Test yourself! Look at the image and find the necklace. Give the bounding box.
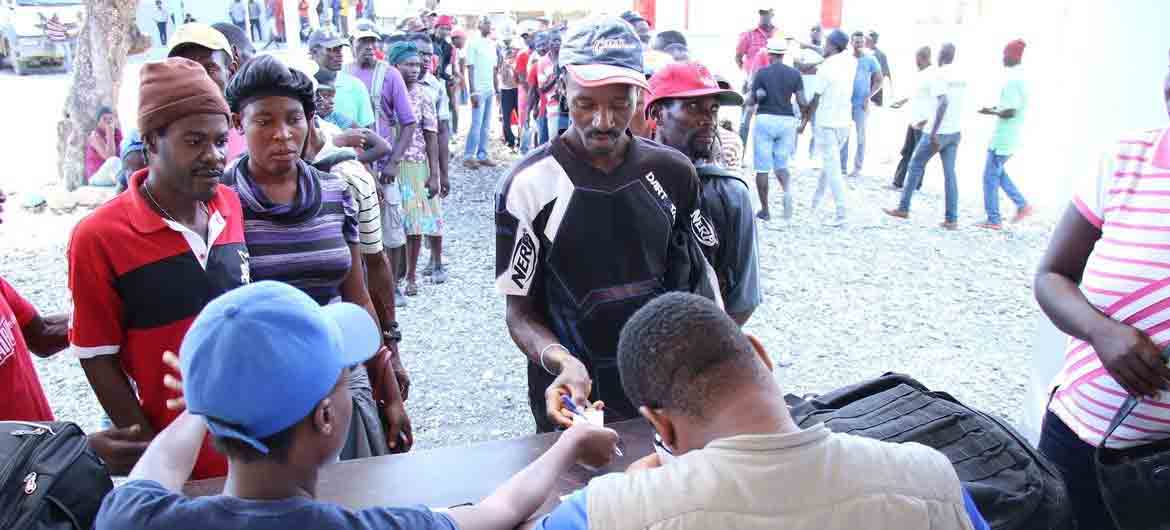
[143,181,205,226]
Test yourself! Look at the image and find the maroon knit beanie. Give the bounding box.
[137,57,230,135]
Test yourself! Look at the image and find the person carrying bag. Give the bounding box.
[1095,347,1170,530]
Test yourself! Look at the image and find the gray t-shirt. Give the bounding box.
[96,480,458,530]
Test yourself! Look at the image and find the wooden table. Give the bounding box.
[184,419,654,512]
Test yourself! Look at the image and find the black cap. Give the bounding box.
[559,16,648,90]
[308,28,347,49]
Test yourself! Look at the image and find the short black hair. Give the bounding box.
[851,30,865,38]
[407,32,431,45]
[212,423,297,463]
[212,22,254,56]
[618,292,766,418]
[654,30,686,49]
[867,30,880,42]
[226,54,316,116]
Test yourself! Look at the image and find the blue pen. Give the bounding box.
[561,395,624,457]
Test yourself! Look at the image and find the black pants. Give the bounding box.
[157,22,167,46]
[892,126,923,189]
[500,88,519,148]
[250,18,262,41]
[1039,411,1117,530]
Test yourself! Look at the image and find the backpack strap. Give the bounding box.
[370,61,388,127]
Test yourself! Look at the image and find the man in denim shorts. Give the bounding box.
[748,37,806,220]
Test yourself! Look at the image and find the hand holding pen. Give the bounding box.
[561,395,623,457]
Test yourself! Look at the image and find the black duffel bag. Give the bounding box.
[787,373,1073,530]
[0,421,113,530]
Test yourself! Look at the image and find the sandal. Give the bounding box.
[405,282,419,296]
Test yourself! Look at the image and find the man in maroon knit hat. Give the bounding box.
[69,57,250,479]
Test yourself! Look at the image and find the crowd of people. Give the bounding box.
[3,6,1170,530]
[729,8,1035,228]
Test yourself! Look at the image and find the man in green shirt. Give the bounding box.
[976,39,1033,229]
[309,28,375,129]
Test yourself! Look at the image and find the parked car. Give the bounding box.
[0,0,83,75]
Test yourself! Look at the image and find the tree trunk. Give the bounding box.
[57,0,139,190]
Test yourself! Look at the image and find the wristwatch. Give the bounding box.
[383,321,402,344]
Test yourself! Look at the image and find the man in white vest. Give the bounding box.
[527,292,990,530]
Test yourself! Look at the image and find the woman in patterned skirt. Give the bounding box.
[388,42,444,297]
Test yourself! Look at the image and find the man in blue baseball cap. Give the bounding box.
[497,16,721,433]
[94,280,620,530]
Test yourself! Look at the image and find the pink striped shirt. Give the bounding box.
[1052,127,1170,448]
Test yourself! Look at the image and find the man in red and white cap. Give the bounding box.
[974,38,1032,229]
[431,15,460,131]
[496,16,720,433]
[647,62,761,325]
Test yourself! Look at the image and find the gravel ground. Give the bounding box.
[0,125,1056,451]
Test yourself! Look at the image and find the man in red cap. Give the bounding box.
[69,57,250,479]
[496,16,718,433]
[975,38,1032,229]
[432,15,460,131]
[733,7,776,143]
[647,62,761,325]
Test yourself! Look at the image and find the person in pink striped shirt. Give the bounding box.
[1033,49,1170,530]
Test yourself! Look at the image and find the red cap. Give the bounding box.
[645,62,744,117]
[435,15,454,27]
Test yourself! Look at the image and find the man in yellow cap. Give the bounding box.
[168,23,246,162]
[168,23,237,92]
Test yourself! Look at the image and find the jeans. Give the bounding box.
[892,126,923,189]
[840,104,868,174]
[752,114,798,172]
[899,132,961,222]
[500,88,519,148]
[1039,411,1118,530]
[812,126,848,219]
[463,90,494,160]
[519,119,532,153]
[738,105,754,144]
[59,40,73,72]
[981,149,1028,224]
[547,112,562,142]
[536,115,549,146]
[157,22,167,46]
[250,18,262,41]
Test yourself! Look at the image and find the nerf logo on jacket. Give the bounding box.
[511,229,537,289]
[643,172,676,221]
[691,210,718,247]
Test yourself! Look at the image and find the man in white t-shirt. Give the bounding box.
[885,43,965,230]
[463,17,500,168]
[806,30,855,226]
[889,46,933,190]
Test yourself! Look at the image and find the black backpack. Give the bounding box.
[787,373,1073,530]
[0,421,113,530]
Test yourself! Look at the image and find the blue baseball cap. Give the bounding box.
[180,281,381,454]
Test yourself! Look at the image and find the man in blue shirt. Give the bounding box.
[840,30,883,180]
[531,293,990,530]
[95,281,619,530]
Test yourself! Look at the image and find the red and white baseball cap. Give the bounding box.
[645,62,744,116]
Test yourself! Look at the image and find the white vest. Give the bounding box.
[586,424,974,530]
